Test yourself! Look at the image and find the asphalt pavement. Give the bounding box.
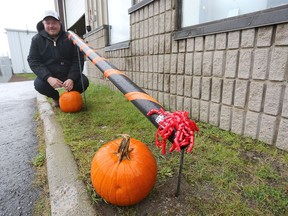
[0,81,38,216]
[0,81,96,216]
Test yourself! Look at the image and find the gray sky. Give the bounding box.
[0,0,55,57]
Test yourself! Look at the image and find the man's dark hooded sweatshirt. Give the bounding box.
[27,21,84,82]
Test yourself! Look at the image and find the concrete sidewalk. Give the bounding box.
[37,93,96,216]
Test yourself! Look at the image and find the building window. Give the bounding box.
[108,0,131,44]
[176,0,288,39]
[182,0,288,27]
[133,0,142,4]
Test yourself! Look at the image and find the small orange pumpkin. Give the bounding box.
[59,91,82,113]
[90,135,157,206]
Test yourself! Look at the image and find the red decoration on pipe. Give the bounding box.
[147,109,199,154]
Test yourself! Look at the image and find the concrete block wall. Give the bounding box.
[84,0,288,151]
[84,26,109,86]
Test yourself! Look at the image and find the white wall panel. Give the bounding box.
[65,0,85,29]
[6,29,37,73]
[0,57,13,82]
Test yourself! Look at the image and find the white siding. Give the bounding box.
[0,57,13,82]
[65,0,85,29]
[6,29,37,73]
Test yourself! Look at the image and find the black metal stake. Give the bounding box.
[175,148,185,197]
[76,46,88,111]
[74,29,88,111]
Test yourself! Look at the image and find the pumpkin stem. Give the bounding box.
[116,134,133,163]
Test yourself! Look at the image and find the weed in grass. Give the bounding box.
[158,166,174,179]
[33,153,45,167]
[256,164,280,181]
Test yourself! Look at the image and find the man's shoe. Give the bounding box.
[53,99,60,107]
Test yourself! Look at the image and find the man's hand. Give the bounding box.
[47,77,63,89]
[63,79,74,91]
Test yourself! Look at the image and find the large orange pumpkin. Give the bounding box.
[59,91,82,113]
[90,135,157,206]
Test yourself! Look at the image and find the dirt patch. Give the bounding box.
[240,150,266,163]
[92,175,196,215]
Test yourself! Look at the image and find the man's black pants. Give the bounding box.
[34,74,89,100]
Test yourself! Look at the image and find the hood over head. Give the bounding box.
[36,10,60,32]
